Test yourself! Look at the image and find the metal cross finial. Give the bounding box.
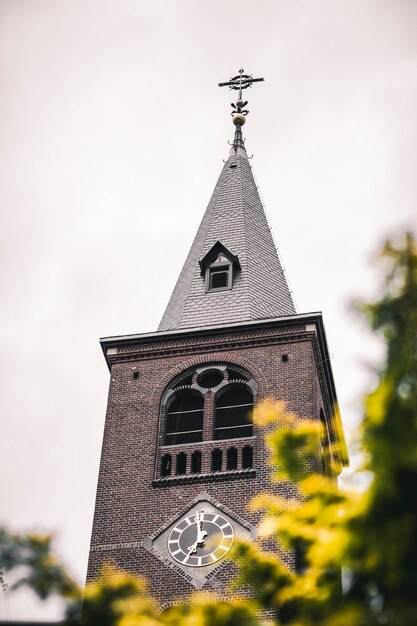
[218,68,264,101]
[218,68,264,129]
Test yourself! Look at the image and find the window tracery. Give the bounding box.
[156,363,257,480]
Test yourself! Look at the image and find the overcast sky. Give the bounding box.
[1,0,416,620]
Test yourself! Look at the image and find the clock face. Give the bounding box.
[168,509,234,567]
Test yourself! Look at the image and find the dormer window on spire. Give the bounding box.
[207,255,232,292]
[199,241,241,294]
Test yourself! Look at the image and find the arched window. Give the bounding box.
[165,391,204,445]
[214,386,253,440]
[157,364,257,479]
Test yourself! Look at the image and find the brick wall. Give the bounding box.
[86,321,334,606]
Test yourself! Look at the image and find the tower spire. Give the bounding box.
[218,68,264,152]
[158,68,296,332]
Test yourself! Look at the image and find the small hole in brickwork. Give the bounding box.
[229,163,237,169]
[282,354,289,362]
[132,371,139,379]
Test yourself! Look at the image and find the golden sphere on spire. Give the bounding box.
[232,113,246,126]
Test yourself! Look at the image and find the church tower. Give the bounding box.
[86,70,348,606]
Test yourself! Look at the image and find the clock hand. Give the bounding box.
[184,513,207,563]
[195,510,208,544]
[183,540,198,563]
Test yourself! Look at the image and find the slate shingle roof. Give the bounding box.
[158,142,296,331]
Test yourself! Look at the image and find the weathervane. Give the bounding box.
[218,68,264,127]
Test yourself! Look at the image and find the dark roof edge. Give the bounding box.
[100,312,321,350]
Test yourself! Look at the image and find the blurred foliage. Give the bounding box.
[1,232,416,625]
[233,232,417,626]
[65,564,257,626]
[0,528,79,603]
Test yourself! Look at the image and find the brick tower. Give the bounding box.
[86,70,348,606]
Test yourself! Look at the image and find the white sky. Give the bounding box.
[1,0,416,619]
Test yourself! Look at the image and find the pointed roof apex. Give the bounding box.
[158,68,296,332]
